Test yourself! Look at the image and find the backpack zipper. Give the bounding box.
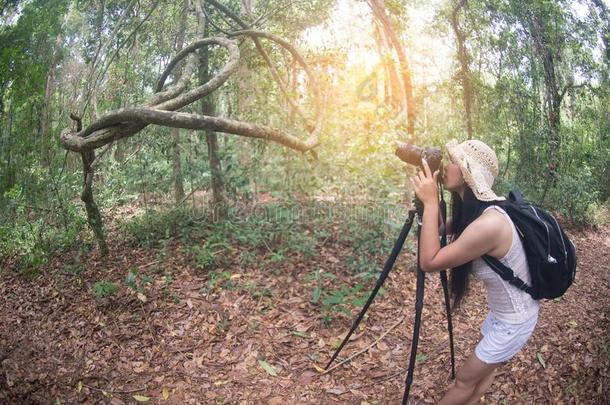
[530,205,557,263]
[550,214,568,258]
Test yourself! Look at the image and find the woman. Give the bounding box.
[411,139,539,405]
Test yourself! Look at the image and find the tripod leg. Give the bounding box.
[402,224,426,405]
[325,209,416,370]
[440,270,456,379]
[438,196,455,379]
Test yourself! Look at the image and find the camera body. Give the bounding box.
[395,141,443,174]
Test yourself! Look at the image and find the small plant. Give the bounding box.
[192,243,217,270]
[191,236,231,271]
[239,250,257,268]
[307,268,336,304]
[288,232,318,259]
[200,270,235,295]
[244,282,273,299]
[268,248,287,263]
[415,353,428,365]
[321,286,354,316]
[307,268,380,323]
[124,268,152,293]
[92,281,119,299]
[346,255,379,274]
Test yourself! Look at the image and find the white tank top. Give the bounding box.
[471,206,540,324]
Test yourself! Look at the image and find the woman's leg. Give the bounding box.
[463,369,496,405]
[437,352,500,405]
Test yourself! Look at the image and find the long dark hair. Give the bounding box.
[449,187,505,311]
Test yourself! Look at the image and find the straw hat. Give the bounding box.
[445,139,505,202]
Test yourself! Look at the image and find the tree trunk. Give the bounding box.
[372,24,390,104]
[3,105,15,190]
[373,22,401,108]
[40,66,55,167]
[171,128,185,202]
[450,0,473,139]
[41,33,63,167]
[592,0,610,78]
[172,0,189,203]
[69,113,108,255]
[528,12,562,173]
[196,0,226,210]
[368,0,416,135]
[82,149,108,255]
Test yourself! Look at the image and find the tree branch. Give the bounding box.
[62,107,319,153]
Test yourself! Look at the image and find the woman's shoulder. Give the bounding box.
[463,207,511,238]
[468,206,513,243]
[475,206,509,226]
[460,210,505,240]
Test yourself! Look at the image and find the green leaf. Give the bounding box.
[415,354,428,364]
[352,295,368,307]
[258,359,277,376]
[536,352,546,369]
[133,395,150,402]
[291,330,311,339]
[311,287,321,303]
[323,293,344,306]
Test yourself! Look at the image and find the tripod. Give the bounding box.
[325,188,456,405]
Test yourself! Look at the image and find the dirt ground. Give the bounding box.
[1,218,608,404]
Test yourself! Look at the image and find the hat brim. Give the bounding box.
[445,139,505,202]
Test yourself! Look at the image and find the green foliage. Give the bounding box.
[2,0,610,280]
[118,206,195,247]
[200,270,235,296]
[124,268,152,293]
[0,182,87,273]
[191,237,231,271]
[307,267,385,324]
[92,280,119,299]
[547,167,600,225]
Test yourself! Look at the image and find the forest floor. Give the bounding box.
[1,199,609,405]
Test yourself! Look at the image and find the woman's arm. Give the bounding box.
[420,214,502,272]
[412,160,501,273]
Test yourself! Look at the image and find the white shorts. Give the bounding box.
[475,311,539,364]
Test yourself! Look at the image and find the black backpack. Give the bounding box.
[482,189,577,300]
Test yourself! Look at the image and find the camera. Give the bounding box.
[395,141,443,174]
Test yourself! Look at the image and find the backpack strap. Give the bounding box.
[482,255,535,297]
[508,188,525,204]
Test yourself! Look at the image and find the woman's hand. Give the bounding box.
[411,158,439,206]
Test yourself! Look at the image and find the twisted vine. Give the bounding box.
[60,7,324,254]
